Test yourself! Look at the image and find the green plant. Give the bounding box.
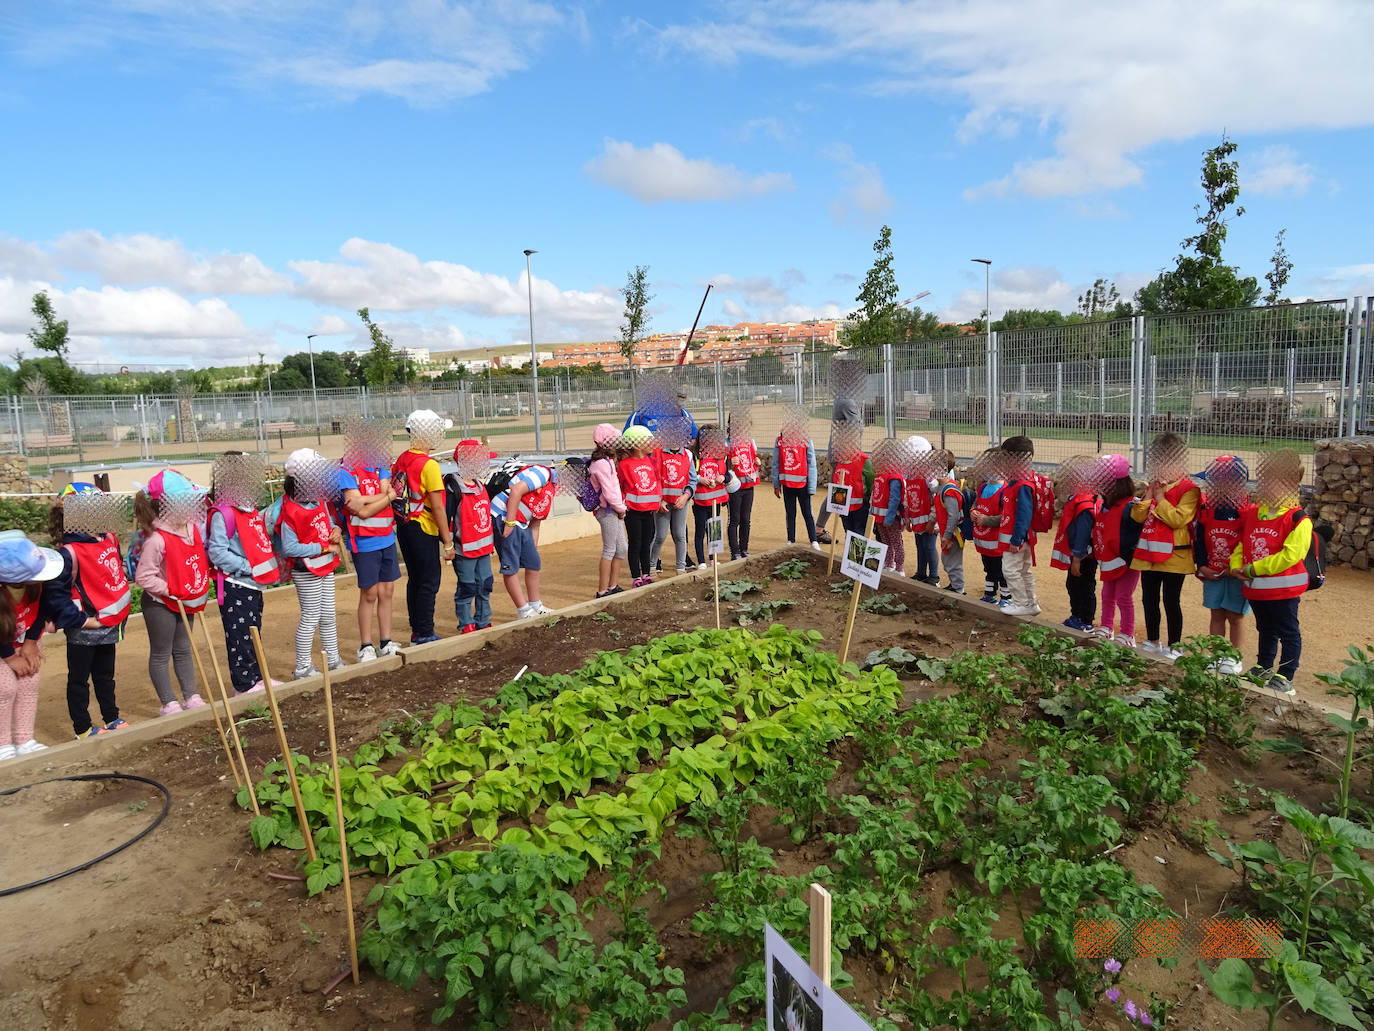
[707,578,767,602]
[858,592,908,615]
[1170,637,1256,749]
[830,580,851,594]
[755,727,839,843]
[128,799,149,814]
[734,599,793,625]
[861,647,945,679]
[591,611,614,623]
[772,558,808,580]
[678,789,759,874]
[299,921,320,944]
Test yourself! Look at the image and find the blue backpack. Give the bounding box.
[563,457,603,513]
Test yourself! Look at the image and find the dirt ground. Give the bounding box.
[26,491,1374,747]
[0,552,1349,1030]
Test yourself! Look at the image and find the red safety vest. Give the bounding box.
[998,479,1038,548]
[10,591,40,647]
[1093,499,1133,582]
[345,467,395,542]
[619,455,662,512]
[67,534,132,626]
[455,481,495,558]
[971,486,1005,556]
[279,497,340,577]
[1197,505,1249,572]
[870,473,899,525]
[831,453,867,513]
[656,449,692,499]
[695,457,727,506]
[160,525,210,614]
[1239,508,1309,601]
[213,507,280,586]
[1134,477,1197,564]
[729,441,759,488]
[391,449,435,522]
[936,482,964,537]
[777,442,807,488]
[904,476,934,532]
[1050,492,1101,570]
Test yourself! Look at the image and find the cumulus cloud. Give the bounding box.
[824,143,893,224]
[53,231,290,294]
[583,139,793,203]
[1249,145,1316,196]
[649,0,1374,197]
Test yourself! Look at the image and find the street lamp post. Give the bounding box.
[523,249,542,451]
[306,333,321,445]
[971,258,994,444]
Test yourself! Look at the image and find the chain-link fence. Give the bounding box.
[1,298,1369,483]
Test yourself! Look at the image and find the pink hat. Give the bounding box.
[592,423,620,448]
[1102,455,1130,479]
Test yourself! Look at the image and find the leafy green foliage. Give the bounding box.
[771,558,808,580]
[706,578,766,602]
[754,726,838,844]
[862,647,945,679]
[734,599,793,626]
[858,592,908,615]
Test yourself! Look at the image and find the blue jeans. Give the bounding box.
[452,553,493,629]
[914,532,939,582]
[1252,596,1302,681]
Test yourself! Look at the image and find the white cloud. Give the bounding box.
[0,235,56,280]
[584,139,794,204]
[52,231,290,294]
[937,266,1150,323]
[704,270,841,325]
[1304,263,1374,297]
[825,144,893,224]
[709,273,795,308]
[1249,145,1315,196]
[310,314,354,336]
[738,116,791,143]
[649,1,1374,197]
[0,277,247,339]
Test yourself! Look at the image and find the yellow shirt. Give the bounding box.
[1229,503,1313,577]
[1129,481,1200,574]
[403,450,445,537]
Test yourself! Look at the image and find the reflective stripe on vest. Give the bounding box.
[657,451,691,498]
[347,468,394,536]
[695,457,727,505]
[1135,478,1196,563]
[280,497,341,577]
[1249,570,1308,592]
[778,443,807,487]
[1240,508,1308,600]
[1099,555,1127,573]
[68,535,133,626]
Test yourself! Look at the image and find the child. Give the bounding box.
[588,424,629,598]
[337,451,401,661]
[45,484,131,738]
[1130,432,1200,660]
[208,452,284,694]
[869,441,906,575]
[0,531,74,759]
[970,449,1011,606]
[133,470,209,714]
[651,418,693,574]
[936,452,967,594]
[1049,458,1102,632]
[693,425,729,569]
[1092,458,1143,647]
[998,436,1041,616]
[272,449,345,679]
[447,440,497,632]
[726,413,759,560]
[830,438,870,536]
[773,428,819,549]
[1194,455,1251,676]
[490,462,556,618]
[392,410,457,645]
[906,438,941,586]
[618,425,662,587]
[1230,449,1311,695]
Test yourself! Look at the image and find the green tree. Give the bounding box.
[1264,228,1293,305]
[1076,279,1133,320]
[280,350,351,389]
[23,292,87,393]
[1135,136,1261,314]
[743,349,785,383]
[618,265,653,371]
[28,292,69,360]
[841,224,899,348]
[357,307,398,388]
[993,309,1069,331]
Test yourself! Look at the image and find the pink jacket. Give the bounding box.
[135,517,201,608]
[589,457,626,516]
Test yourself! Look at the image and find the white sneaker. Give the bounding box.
[1268,674,1298,697]
[526,601,552,616]
[1092,625,1115,640]
[1002,603,1041,617]
[893,570,906,577]
[357,644,378,662]
[1138,641,1166,657]
[15,739,46,755]
[379,641,402,657]
[294,666,321,680]
[1217,657,1243,676]
[326,657,347,672]
[811,541,822,551]
[1114,634,1137,648]
[517,604,539,620]
[697,563,708,571]
[1160,647,1183,662]
[0,744,15,761]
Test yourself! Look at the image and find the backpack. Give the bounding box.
[442,472,463,535]
[1303,513,1331,591]
[125,527,148,582]
[1028,472,1055,534]
[390,467,411,522]
[958,483,976,539]
[562,457,603,513]
[485,459,522,501]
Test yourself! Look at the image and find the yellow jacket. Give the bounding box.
[1129,481,1200,574]
[1229,503,1313,578]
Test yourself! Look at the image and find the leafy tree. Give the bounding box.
[280,350,351,389]
[339,350,365,387]
[357,307,399,388]
[994,309,1068,331]
[1076,279,1133,321]
[28,292,69,360]
[1264,228,1293,305]
[892,305,960,341]
[1135,136,1261,314]
[842,224,899,348]
[618,265,653,371]
[22,292,87,393]
[744,349,786,383]
[273,367,309,391]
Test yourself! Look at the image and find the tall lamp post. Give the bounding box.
[970,258,994,444]
[523,248,542,451]
[306,333,321,445]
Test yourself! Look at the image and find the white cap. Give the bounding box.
[406,409,453,434]
[285,448,323,476]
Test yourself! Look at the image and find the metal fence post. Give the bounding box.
[942,368,949,411]
[985,332,996,446]
[793,352,805,406]
[714,362,726,428]
[1054,363,1063,414]
[1098,358,1106,416]
[1211,352,1220,399]
[1148,355,1158,442]
[1285,348,1297,412]
[1129,317,1142,474]
[882,343,897,438]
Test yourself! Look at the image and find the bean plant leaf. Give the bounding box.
[707,579,768,602]
[735,600,794,626]
[1199,959,1275,1010]
[772,559,808,581]
[858,593,908,615]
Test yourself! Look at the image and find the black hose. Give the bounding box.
[0,772,172,897]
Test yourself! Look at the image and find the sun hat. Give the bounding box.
[453,439,498,461]
[284,448,324,477]
[1206,454,1249,481]
[622,425,654,448]
[592,423,620,448]
[405,409,454,434]
[59,482,102,499]
[0,530,65,583]
[146,469,204,499]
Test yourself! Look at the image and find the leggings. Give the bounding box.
[652,504,689,570]
[144,599,199,706]
[595,508,628,560]
[728,487,755,558]
[1140,569,1186,645]
[221,580,266,692]
[67,640,119,735]
[0,660,39,747]
[292,572,341,675]
[1100,570,1140,638]
[873,520,904,570]
[693,505,716,566]
[625,509,656,578]
[782,486,818,544]
[1065,556,1099,625]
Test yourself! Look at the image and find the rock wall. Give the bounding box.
[1314,439,1374,570]
[0,454,54,495]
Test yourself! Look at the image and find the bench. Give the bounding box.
[264,421,298,434]
[23,433,75,450]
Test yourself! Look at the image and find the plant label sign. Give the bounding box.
[825,482,852,516]
[840,531,886,590]
[707,515,725,556]
[765,924,873,1031]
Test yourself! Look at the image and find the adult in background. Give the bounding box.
[392,409,457,646]
[490,461,556,620]
[623,388,699,442]
[812,396,861,546]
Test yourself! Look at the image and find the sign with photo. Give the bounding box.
[840,531,886,589]
[706,514,725,556]
[825,482,852,516]
[765,924,873,1031]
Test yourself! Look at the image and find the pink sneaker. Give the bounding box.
[159,701,183,717]
[183,694,207,709]
[242,681,266,695]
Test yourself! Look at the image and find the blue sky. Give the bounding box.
[2,0,1372,368]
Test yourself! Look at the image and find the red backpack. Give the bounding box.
[1028,473,1055,535]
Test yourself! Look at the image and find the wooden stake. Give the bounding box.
[174,600,242,793]
[250,625,317,862]
[809,882,832,986]
[192,603,260,815]
[713,502,721,630]
[838,577,863,666]
[321,655,360,986]
[826,524,840,574]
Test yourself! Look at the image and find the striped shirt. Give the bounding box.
[490,465,553,521]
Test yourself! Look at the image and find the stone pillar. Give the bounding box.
[1314,439,1374,570]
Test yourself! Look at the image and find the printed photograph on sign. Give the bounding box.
[707,515,725,555]
[826,482,851,516]
[841,532,887,589]
[772,957,822,1031]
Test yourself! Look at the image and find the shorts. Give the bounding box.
[1202,576,1251,616]
[352,543,401,590]
[495,518,541,575]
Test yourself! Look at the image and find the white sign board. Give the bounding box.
[825,482,852,516]
[765,924,874,1031]
[706,514,725,556]
[839,531,886,590]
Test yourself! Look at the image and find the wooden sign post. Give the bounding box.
[250,626,317,863]
[809,882,832,986]
[321,655,360,986]
[837,515,878,667]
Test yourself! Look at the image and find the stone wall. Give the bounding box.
[1313,438,1374,570]
[0,454,54,495]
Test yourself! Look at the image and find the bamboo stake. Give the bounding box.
[192,603,259,815]
[174,599,243,792]
[250,625,317,862]
[321,655,360,986]
[809,883,832,986]
[712,502,721,630]
[838,576,863,666]
[826,523,840,575]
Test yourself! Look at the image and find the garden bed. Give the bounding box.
[0,551,1369,1031]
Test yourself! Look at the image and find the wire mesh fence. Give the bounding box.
[1,299,1368,484]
